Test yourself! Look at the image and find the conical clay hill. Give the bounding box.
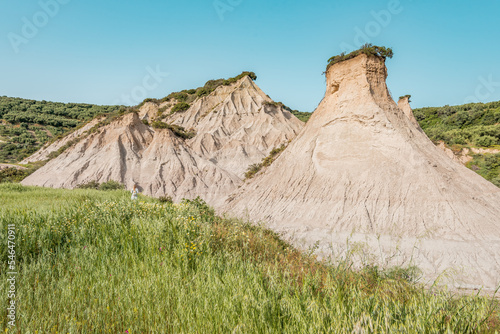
[22,75,304,206]
[222,53,500,290]
[164,75,303,178]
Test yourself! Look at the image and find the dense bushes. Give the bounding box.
[0,161,45,183]
[263,101,285,108]
[0,96,119,126]
[171,102,191,113]
[467,153,500,187]
[475,135,497,147]
[0,168,30,183]
[158,195,173,204]
[290,110,311,122]
[423,125,500,147]
[162,92,189,103]
[99,180,125,191]
[326,44,393,70]
[196,88,210,98]
[414,100,500,186]
[136,98,161,108]
[414,101,500,147]
[0,123,62,162]
[222,71,257,85]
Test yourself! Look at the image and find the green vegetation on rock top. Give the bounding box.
[137,71,258,108]
[399,94,412,102]
[326,44,394,71]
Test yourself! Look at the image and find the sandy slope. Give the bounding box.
[222,54,500,290]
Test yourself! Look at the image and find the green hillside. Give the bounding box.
[0,97,121,163]
[413,101,500,147]
[1,184,498,332]
[413,101,500,187]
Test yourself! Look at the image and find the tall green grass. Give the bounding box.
[1,184,499,333]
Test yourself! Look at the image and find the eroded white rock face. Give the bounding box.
[21,76,304,207]
[166,76,304,178]
[223,54,500,290]
[398,96,421,129]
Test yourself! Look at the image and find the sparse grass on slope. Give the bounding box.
[1,184,499,333]
[245,143,288,179]
[263,101,311,123]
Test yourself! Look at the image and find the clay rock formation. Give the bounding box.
[135,76,303,178]
[22,76,304,205]
[223,54,500,290]
[398,95,421,129]
[166,76,303,177]
[24,113,240,206]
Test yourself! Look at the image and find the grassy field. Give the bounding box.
[1,184,499,333]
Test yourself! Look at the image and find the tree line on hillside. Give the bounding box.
[413,101,500,147]
[413,101,500,187]
[0,97,121,163]
[0,97,119,126]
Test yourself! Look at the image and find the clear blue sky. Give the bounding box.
[1,0,500,112]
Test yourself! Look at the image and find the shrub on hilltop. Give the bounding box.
[399,94,412,102]
[326,44,394,71]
